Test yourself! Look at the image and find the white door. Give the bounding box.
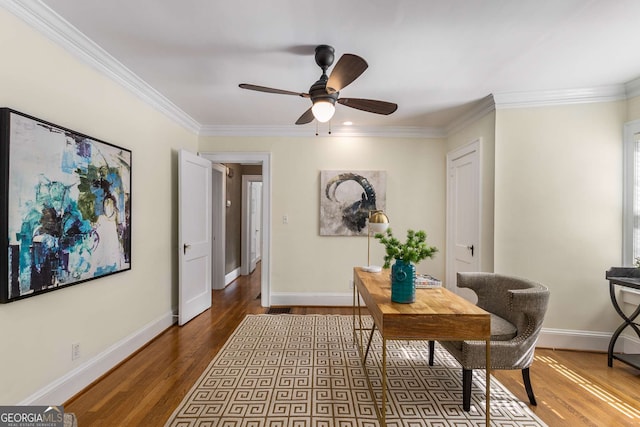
[249,181,263,271]
[241,175,263,275]
[211,163,226,290]
[446,139,481,302]
[178,150,212,325]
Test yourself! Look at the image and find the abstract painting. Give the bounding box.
[320,170,386,236]
[0,109,132,303]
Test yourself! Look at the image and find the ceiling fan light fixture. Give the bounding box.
[312,99,336,123]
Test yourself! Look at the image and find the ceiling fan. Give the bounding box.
[239,45,398,125]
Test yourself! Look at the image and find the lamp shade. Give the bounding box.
[362,210,390,273]
[311,99,336,123]
[369,211,389,234]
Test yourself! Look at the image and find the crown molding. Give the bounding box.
[199,124,446,139]
[492,85,627,109]
[1,0,201,134]
[444,95,496,136]
[625,76,640,99]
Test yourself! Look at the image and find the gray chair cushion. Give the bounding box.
[491,313,517,341]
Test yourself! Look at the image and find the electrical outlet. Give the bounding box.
[72,343,80,360]
[282,215,289,224]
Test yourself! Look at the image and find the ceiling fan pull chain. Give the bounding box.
[328,120,332,135]
[315,120,319,136]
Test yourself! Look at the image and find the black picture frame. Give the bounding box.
[0,108,132,303]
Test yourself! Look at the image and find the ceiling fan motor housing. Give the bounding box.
[309,75,338,105]
[315,45,335,71]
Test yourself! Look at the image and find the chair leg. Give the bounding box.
[462,369,472,411]
[522,367,537,406]
[428,340,434,366]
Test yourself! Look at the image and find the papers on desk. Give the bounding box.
[415,274,442,288]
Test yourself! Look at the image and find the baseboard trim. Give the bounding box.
[271,292,354,307]
[19,311,176,405]
[537,327,640,353]
[537,327,612,352]
[225,268,241,286]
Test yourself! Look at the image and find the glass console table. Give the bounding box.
[605,267,640,369]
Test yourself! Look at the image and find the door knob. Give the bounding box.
[183,243,191,254]
[467,245,474,256]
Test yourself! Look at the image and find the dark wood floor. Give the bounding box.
[65,265,640,426]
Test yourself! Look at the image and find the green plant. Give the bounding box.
[374,228,438,269]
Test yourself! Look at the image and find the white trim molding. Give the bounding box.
[445,95,496,136]
[270,292,354,307]
[625,76,640,99]
[225,267,241,286]
[493,85,627,109]
[18,311,175,405]
[198,124,446,139]
[536,327,640,354]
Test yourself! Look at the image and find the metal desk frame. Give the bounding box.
[606,267,640,370]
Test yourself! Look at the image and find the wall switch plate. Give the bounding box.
[72,343,80,360]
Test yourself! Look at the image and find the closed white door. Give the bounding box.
[178,150,212,325]
[446,139,481,302]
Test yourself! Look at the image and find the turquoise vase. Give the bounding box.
[391,259,416,303]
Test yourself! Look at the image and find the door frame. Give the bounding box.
[211,163,226,290]
[200,152,271,307]
[242,174,263,275]
[445,138,482,293]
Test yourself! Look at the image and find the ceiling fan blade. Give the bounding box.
[338,98,398,115]
[326,54,368,93]
[295,107,315,125]
[239,83,309,97]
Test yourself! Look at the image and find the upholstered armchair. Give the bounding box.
[429,272,550,411]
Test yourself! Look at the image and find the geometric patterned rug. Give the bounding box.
[164,315,548,427]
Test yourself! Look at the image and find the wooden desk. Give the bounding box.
[352,267,491,426]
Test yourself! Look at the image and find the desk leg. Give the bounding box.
[486,339,491,426]
[382,336,387,427]
[352,281,356,343]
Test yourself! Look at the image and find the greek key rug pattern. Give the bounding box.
[165,315,547,427]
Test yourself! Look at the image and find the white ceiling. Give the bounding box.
[23,0,640,133]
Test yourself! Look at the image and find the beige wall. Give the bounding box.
[628,95,640,121]
[494,102,626,332]
[0,9,197,403]
[198,136,448,295]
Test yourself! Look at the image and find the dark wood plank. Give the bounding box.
[65,264,640,426]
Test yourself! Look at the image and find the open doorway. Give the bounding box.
[200,152,271,308]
